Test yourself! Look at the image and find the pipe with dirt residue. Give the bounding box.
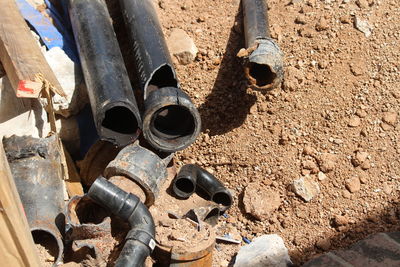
[239,0,284,90]
[88,177,156,267]
[69,0,141,147]
[119,0,201,152]
[3,135,65,266]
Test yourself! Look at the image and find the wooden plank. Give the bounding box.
[0,0,64,98]
[0,140,41,267]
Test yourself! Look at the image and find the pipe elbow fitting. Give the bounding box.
[88,177,155,267]
[172,164,233,211]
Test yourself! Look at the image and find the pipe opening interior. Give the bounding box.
[149,65,177,88]
[204,208,220,222]
[212,192,232,207]
[248,62,276,87]
[151,105,195,141]
[102,106,138,134]
[175,177,195,194]
[32,230,59,263]
[75,199,109,224]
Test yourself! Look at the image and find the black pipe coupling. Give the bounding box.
[240,0,284,90]
[119,0,201,152]
[105,142,173,207]
[172,164,233,211]
[69,0,141,147]
[88,177,156,267]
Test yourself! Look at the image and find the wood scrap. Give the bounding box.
[0,0,65,98]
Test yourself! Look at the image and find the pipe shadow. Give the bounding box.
[198,5,257,136]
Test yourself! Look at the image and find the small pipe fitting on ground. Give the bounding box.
[69,0,141,147]
[105,142,173,207]
[172,164,233,211]
[88,177,156,267]
[239,0,284,90]
[3,135,65,266]
[119,0,201,152]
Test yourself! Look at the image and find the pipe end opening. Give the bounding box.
[212,192,232,207]
[148,105,198,151]
[248,62,277,88]
[32,230,60,265]
[102,106,139,135]
[75,198,109,224]
[174,177,196,196]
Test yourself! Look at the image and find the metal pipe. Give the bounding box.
[88,177,156,267]
[68,0,141,147]
[241,0,284,90]
[172,164,233,211]
[3,135,65,266]
[119,0,201,152]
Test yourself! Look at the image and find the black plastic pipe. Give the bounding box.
[3,135,65,266]
[88,177,156,267]
[241,0,284,90]
[119,0,201,152]
[172,164,233,210]
[69,0,141,147]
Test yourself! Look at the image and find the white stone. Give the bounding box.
[293,176,320,202]
[234,234,292,267]
[354,17,372,37]
[167,29,198,65]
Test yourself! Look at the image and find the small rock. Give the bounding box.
[167,29,198,65]
[316,238,331,251]
[348,116,361,127]
[359,172,368,184]
[234,235,292,267]
[295,15,307,25]
[334,215,349,226]
[354,16,372,37]
[342,190,351,199]
[318,171,327,181]
[345,177,361,193]
[350,62,365,76]
[317,153,337,173]
[243,183,281,220]
[381,122,392,131]
[383,183,392,195]
[303,146,317,156]
[237,48,249,58]
[339,16,351,24]
[302,160,319,174]
[382,112,397,126]
[356,0,369,8]
[315,17,329,31]
[356,109,367,118]
[352,151,369,167]
[293,176,320,202]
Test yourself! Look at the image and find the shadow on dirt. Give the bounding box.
[198,6,257,136]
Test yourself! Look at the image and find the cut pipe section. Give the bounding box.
[241,0,284,90]
[69,0,141,147]
[105,142,174,207]
[3,135,65,266]
[119,0,201,152]
[172,164,233,211]
[88,177,156,267]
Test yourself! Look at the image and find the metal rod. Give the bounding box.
[69,0,141,147]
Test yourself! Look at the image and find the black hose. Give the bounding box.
[172,164,233,210]
[242,0,284,90]
[69,0,141,147]
[119,0,201,152]
[88,177,155,267]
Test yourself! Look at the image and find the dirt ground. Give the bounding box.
[152,0,400,265]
